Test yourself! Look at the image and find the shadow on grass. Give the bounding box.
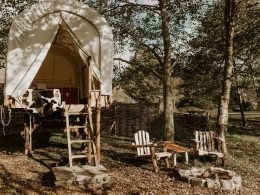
[103,149,140,166]
[0,133,24,153]
[228,119,260,137]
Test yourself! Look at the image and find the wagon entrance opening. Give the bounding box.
[32,24,100,105]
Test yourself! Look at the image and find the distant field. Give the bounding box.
[229,112,260,120]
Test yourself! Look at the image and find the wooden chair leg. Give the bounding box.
[185,152,189,164]
[222,157,225,167]
[164,158,170,168]
[150,147,158,173]
[193,153,198,165]
[193,158,197,166]
[173,154,177,166]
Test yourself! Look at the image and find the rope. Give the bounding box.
[0,105,12,136]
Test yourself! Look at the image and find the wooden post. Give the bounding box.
[24,124,30,155]
[65,114,73,167]
[163,144,170,168]
[87,128,92,164]
[114,102,117,136]
[29,116,32,154]
[87,106,96,165]
[96,97,101,165]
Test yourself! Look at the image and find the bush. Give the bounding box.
[177,98,216,110]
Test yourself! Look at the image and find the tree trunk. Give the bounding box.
[217,0,236,153]
[159,0,174,141]
[237,87,247,126]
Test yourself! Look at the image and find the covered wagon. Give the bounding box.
[3,0,113,164]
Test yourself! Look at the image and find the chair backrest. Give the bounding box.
[134,130,152,156]
[194,130,216,152]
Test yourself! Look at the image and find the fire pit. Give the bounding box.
[177,167,242,191]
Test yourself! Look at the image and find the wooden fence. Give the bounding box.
[101,102,164,139]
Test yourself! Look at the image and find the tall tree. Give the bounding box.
[159,0,174,140]
[111,0,200,141]
[217,0,236,153]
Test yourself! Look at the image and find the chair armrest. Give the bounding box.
[214,137,225,142]
[132,143,157,148]
[190,139,200,143]
[157,141,172,146]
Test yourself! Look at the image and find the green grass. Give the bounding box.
[225,125,260,183]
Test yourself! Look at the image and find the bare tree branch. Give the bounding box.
[114,57,162,81]
[122,28,164,67]
[101,1,160,15]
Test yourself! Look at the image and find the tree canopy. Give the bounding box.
[179,0,260,109]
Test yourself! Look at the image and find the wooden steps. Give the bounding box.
[53,104,111,187]
[65,105,97,167]
[52,165,111,186]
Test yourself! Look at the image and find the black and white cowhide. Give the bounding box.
[18,88,64,116]
[17,89,64,155]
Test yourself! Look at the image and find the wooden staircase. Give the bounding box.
[52,104,111,186]
[65,106,97,167]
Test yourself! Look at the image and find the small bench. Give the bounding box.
[161,143,190,166]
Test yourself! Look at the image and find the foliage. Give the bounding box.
[110,1,201,103]
[0,0,38,68]
[180,0,260,107]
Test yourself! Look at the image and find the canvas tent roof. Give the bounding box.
[5,0,113,98]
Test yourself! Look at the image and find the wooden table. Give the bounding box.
[161,143,190,166]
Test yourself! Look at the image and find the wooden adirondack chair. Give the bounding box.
[132,130,172,173]
[193,130,225,166]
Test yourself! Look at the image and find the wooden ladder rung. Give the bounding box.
[71,154,96,159]
[71,154,88,159]
[70,140,93,144]
[65,107,97,167]
[65,112,88,116]
[69,125,87,129]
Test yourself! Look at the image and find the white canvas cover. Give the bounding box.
[5,0,113,98]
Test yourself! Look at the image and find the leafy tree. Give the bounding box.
[216,0,236,153]
[110,0,201,141]
[180,0,259,151]
[114,49,163,103]
[181,0,259,104]
[0,0,37,68]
